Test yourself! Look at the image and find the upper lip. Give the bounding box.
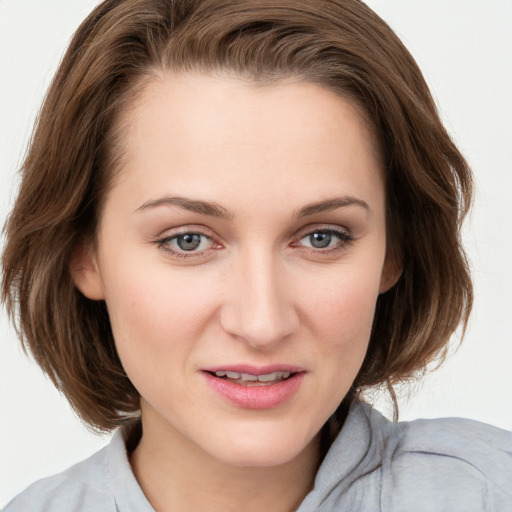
[202,364,306,375]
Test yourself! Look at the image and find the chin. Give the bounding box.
[205,423,320,468]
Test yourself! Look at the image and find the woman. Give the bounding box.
[2,0,511,510]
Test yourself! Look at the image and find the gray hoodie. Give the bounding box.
[4,402,512,511]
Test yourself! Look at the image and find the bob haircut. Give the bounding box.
[2,0,472,432]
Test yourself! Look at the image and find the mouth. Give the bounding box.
[201,365,306,409]
[206,370,295,386]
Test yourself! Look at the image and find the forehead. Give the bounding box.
[108,73,384,214]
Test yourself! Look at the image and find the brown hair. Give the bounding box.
[2,0,472,431]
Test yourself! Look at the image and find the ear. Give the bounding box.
[69,241,105,300]
[379,254,402,294]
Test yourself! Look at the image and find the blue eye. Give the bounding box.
[307,232,333,248]
[299,229,352,250]
[175,233,203,251]
[159,232,213,255]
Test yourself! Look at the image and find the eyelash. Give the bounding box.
[292,228,354,253]
[156,229,219,259]
[155,226,354,260]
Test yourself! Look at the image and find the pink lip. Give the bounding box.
[203,364,305,375]
[201,365,306,409]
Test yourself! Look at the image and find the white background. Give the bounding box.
[1,0,511,506]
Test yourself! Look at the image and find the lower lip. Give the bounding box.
[202,372,305,409]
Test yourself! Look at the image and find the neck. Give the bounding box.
[130,414,320,512]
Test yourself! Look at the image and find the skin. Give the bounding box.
[72,73,399,512]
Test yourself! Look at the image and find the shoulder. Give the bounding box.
[3,445,114,512]
[306,403,512,512]
[368,404,512,511]
[3,421,152,512]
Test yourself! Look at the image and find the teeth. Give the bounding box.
[240,373,258,382]
[214,370,292,382]
[257,372,279,382]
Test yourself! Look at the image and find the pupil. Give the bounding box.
[310,232,331,248]
[177,234,201,251]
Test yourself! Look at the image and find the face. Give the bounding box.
[74,73,396,468]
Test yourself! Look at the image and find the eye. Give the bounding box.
[296,228,353,251]
[174,233,207,251]
[157,231,216,257]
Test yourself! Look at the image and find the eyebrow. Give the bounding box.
[296,196,370,218]
[134,196,233,219]
[134,194,370,219]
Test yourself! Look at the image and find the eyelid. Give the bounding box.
[290,224,354,251]
[292,223,352,241]
[154,225,222,259]
[153,223,353,260]
[155,224,216,239]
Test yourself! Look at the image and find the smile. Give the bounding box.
[211,370,292,385]
[202,365,306,409]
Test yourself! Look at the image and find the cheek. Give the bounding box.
[304,263,381,340]
[300,261,382,385]
[317,292,376,373]
[102,263,219,378]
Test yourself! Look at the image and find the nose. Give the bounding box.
[219,249,299,350]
